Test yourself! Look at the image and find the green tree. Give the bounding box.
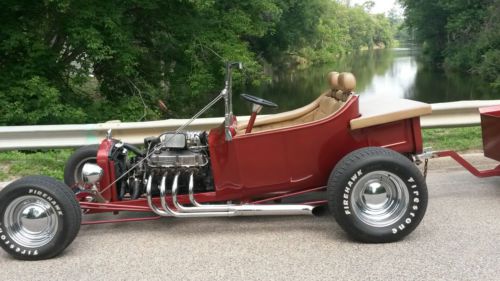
[400,0,500,88]
[255,0,394,64]
[0,0,283,123]
[0,0,397,125]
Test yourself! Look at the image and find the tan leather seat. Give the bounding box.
[313,95,343,120]
[237,72,356,134]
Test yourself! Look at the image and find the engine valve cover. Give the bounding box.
[148,150,207,167]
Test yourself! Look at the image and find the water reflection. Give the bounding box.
[361,54,418,99]
[235,43,499,115]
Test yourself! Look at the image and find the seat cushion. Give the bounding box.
[313,96,342,120]
[236,92,326,132]
[244,96,344,133]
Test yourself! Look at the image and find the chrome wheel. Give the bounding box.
[351,171,409,228]
[3,195,59,248]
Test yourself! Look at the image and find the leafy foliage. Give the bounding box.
[400,0,500,88]
[0,0,395,125]
[254,1,394,65]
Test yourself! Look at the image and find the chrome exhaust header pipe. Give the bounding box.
[188,172,202,207]
[147,174,173,217]
[146,172,314,217]
[160,173,235,217]
[175,172,233,213]
[177,172,313,215]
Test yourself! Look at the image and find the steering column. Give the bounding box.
[241,94,278,134]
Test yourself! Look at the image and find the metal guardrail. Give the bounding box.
[421,100,500,128]
[0,100,499,150]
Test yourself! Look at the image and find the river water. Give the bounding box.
[233,43,498,115]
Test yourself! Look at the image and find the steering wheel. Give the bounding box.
[241,94,278,108]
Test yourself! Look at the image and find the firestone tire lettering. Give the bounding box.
[1,216,41,257]
[0,176,81,260]
[27,189,64,217]
[342,169,363,215]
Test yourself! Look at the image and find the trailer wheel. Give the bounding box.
[64,144,99,187]
[327,147,428,243]
[0,176,81,260]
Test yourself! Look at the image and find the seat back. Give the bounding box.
[238,71,357,134]
[313,95,343,120]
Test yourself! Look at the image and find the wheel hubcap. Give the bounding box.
[351,171,409,227]
[4,195,59,248]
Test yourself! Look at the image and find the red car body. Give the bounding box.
[3,65,500,261]
[94,95,423,209]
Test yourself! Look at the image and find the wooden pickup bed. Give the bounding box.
[350,98,432,130]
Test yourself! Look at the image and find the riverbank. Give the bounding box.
[242,45,498,118]
[0,127,485,181]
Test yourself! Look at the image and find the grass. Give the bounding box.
[422,126,483,152]
[0,149,73,181]
[0,127,484,181]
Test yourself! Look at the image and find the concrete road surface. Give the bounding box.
[0,154,499,281]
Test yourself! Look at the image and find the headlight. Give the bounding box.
[82,163,103,184]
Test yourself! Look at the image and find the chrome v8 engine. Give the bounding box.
[147,131,209,168]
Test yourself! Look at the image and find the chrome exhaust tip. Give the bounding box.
[311,205,329,217]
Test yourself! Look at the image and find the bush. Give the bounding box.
[0,77,86,125]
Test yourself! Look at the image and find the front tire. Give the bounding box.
[64,144,99,187]
[0,176,81,260]
[327,147,428,243]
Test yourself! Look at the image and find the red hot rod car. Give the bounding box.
[4,61,494,260]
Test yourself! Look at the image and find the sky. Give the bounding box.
[350,0,403,16]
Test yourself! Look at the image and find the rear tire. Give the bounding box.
[64,145,99,187]
[327,147,428,243]
[0,176,81,260]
